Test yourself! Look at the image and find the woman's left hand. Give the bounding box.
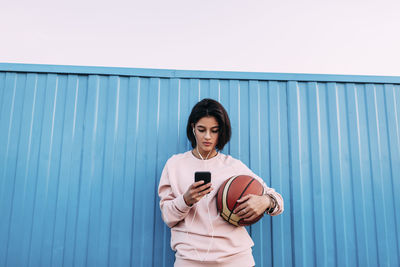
[234,194,270,222]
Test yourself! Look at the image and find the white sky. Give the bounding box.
[1,0,400,76]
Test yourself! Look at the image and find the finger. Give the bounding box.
[192,191,202,201]
[237,194,252,203]
[233,203,247,214]
[204,186,214,194]
[198,187,213,197]
[192,180,205,188]
[197,186,213,198]
[242,210,254,220]
[233,204,244,214]
[237,208,253,219]
[197,183,212,192]
[243,214,257,222]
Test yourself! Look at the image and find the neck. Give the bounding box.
[193,148,217,160]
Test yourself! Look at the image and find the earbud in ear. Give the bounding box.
[192,128,195,136]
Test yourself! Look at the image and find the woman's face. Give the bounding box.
[193,116,219,154]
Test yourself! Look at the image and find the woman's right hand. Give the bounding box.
[183,181,213,206]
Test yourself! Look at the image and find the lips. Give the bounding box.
[203,142,212,146]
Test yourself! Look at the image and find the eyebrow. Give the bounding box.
[196,125,219,129]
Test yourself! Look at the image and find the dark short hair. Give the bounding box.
[186,98,231,150]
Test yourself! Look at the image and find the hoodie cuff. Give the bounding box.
[174,194,192,214]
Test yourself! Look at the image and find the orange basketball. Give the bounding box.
[216,175,265,226]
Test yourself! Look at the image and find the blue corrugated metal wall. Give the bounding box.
[0,63,399,267]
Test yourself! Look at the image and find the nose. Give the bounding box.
[204,130,211,139]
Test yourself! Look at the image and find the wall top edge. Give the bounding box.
[1,63,400,84]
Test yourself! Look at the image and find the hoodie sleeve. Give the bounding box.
[234,159,284,216]
[158,160,192,228]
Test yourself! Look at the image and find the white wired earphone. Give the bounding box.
[185,127,219,262]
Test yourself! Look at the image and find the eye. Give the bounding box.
[198,129,205,133]
[212,130,219,133]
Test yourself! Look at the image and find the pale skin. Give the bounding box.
[183,116,273,222]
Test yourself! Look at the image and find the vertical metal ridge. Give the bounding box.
[344,83,360,266]
[45,75,58,192]
[218,79,221,101]
[390,86,400,261]
[266,80,272,265]
[82,74,102,266]
[315,82,325,248]
[132,77,149,267]
[326,82,338,266]
[238,81,241,158]
[256,81,262,185]
[135,78,141,136]
[371,83,392,264]
[382,83,399,266]
[26,73,46,266]
[156,79,161,134]
[120,75,131,267]
[294,82,303,207]
[382,84,400,266]
[107,75,121,266]
[311,81,328,266]
[275,81,288,267]
[130,76,140,257]
[248,80,264,264]
[286,81,295,267]
[61,74,81,267]
[5,73,26,266]
[38,73,61,266]
[154,78,170,266]
[114,77,121,139]
[275,81,283,183]
[314,81,333,267]
[306,82,317,267]
[83,74,102,267]
[152,78,162,264]
[255,80,263,262]
[369,84,385,265]
[1,73,17,179]
[23,74,38,197]
[15,73,37,267]
[71,76,79,138]
[294,81,308,267]
[70,74,88,267]
[0,72,7,123]
[49,73,68,266]
[393,84,400,267]
[177,79,181,146]
[350,83,372,266]
[0,74,19,265]
[333,82,352,266]
[363,83,381,265]
[393,86,400,154]
[92,75,100,155]
[128,73,141,262]
[141,78,151,266]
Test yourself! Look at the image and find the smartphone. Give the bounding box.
[194,171,211,185]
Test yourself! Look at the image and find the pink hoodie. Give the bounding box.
[158,151,284,267]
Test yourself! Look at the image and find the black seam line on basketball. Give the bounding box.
[222,210,237,220]
[227,178,256,222]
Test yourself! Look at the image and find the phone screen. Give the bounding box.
[194,171,211,184]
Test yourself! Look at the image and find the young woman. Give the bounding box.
[158,98,284,267]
